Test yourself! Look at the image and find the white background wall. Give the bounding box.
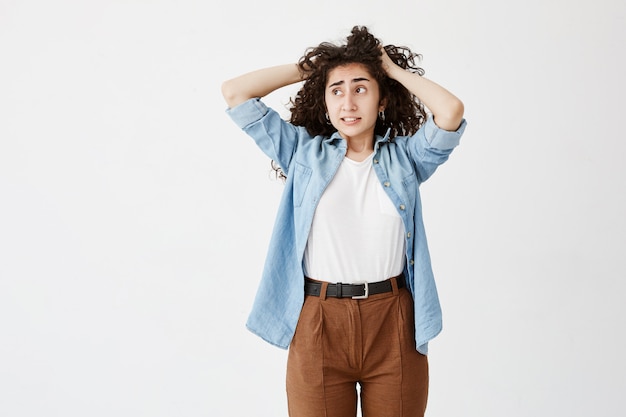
[1,0,625,416]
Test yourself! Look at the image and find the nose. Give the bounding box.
[342,94,356,111]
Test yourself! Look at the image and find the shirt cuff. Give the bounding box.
[225,98,269,129]
[423,116,467,150]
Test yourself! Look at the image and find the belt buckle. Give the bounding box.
[352,282,369,299]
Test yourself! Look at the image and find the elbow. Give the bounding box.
[221,80,239,108]
[221,79,252,109]
[434,98,464,131]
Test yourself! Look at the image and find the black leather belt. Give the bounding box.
[304,274,404,299]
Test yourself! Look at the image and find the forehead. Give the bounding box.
[326,63,374,86]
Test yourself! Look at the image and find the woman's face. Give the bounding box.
[324,63,384,144]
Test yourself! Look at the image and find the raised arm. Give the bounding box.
[221,63,304,109]
[381,50,464,131]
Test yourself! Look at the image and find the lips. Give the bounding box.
[341,117,360,124]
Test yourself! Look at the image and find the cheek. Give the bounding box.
[324,92,333,108]
[325,99,339,115]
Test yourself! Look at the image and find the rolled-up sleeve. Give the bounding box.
[423,116,467,150]
[405,116,468,183]
[225,98,269,129]
[226,98,306,172]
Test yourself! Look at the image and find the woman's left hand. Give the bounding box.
[378,46,464,131]
[380,47,401,78]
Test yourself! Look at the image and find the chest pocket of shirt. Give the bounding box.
[292,162,312,208]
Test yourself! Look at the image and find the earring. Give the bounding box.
[378,110,386,121]
[325,113,332,125]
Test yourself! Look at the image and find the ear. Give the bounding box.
[379,97,388,112]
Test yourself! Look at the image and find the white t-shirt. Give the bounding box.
[303,152,406,284]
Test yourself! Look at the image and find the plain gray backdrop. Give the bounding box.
[1,0,625,416]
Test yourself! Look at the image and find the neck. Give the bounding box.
[345,139,374,162]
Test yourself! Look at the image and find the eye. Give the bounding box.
[355,86,367,94]
[332,89,343,96]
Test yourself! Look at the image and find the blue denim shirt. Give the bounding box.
[227,98,466,354]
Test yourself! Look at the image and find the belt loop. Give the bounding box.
[336,282,343,298]
[390,275,399,295]
[320,281,329,301]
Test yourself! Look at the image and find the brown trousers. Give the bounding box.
[286,277,429,417]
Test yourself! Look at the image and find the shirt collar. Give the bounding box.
[374,128,392,150]
[324,128,391,150]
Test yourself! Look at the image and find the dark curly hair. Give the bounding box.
[290,25,426,139]
[272,26,426,180]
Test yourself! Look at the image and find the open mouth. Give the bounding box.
[341,117,360,123]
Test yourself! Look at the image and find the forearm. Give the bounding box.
[221,63,303,108]
[387,66,464,131]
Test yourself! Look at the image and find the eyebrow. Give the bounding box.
[328,77,371,88]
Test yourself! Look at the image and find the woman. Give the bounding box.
[222,26,466,417]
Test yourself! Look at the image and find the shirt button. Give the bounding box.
[373,159,379,164]
[384,181,390,187]
[410,259,415,265]
[407,232,411,238]
[399,204,406,210]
